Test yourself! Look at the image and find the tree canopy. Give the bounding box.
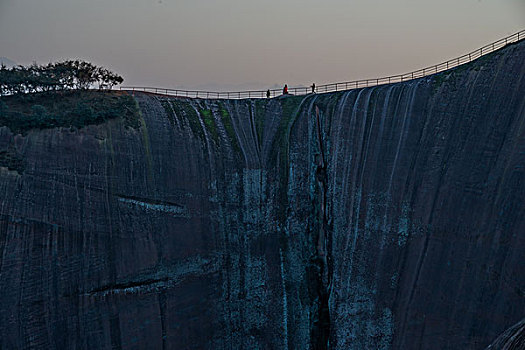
[0,60,123,96]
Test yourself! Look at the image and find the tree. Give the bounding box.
[0,60,124,95]
[0,64,8,96]
[96,68,123,90]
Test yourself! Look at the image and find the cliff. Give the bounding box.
[0,40,524,349]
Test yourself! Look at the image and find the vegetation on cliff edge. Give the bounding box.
[0,90,141,134]
[0,60,123,94]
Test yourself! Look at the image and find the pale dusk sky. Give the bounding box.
[0,0,524,91]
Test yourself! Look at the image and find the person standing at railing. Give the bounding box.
[267,89,271,98]
[283,84,288,95]
[311,83,316,94]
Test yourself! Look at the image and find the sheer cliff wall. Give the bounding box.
[0,41,524,349]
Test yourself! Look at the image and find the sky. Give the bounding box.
[0,0,524,91]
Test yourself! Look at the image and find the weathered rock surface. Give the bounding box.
[0,41,524,349]
[486,318,525,350]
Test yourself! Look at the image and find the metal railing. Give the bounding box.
[120,29,524,99]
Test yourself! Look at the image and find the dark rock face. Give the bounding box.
[0,41,524,349]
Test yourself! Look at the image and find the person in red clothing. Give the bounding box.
[283,84,288,95]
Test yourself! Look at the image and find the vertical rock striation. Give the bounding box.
[486,318,525,350]
[0,41,524,349]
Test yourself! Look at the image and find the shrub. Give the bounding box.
[0,90,140,134]
[31,104,48,117]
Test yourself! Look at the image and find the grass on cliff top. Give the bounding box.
[0,90,141,134]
